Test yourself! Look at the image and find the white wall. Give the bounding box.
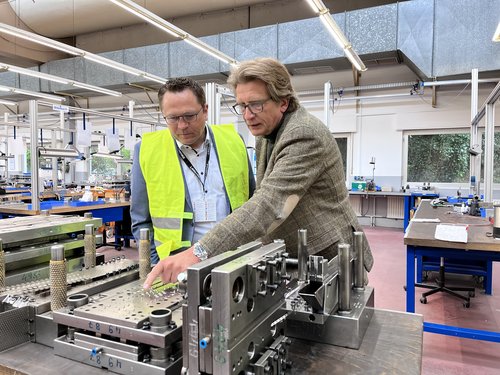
[220,70,499,197]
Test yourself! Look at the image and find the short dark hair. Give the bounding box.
[158,77,206,110]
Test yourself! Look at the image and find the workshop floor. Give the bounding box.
[99,228,500,375]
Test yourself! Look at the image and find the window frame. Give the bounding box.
[332,132,352,185]
[403,127,500,190]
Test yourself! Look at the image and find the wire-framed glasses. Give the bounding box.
[164,107,203,125]
[232,98,271,115]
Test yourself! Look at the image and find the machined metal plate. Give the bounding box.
[211,242,288,347]
[53,280,184,348]
[285,287,375,349]
[54,335,183,375]
[0,215,102,247]
[1,258,139,314]
[185,241,262,374]
[72,279,184,328]
[5,237,84,268]
[212,300,287,374]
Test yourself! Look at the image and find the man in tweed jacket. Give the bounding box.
[144,58,373,287]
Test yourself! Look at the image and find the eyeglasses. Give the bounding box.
[164,107,203,125]
[232,98,272,115]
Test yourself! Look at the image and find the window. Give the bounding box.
[334,136,348,179]
[480,130,500,183]
[406,132,470,183]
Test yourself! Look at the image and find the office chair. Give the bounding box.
[415,257,475,308]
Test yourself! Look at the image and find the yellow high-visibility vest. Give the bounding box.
[139,125,249,259]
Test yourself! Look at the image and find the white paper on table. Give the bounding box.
[412,218,441,223]
[434,224,468,243]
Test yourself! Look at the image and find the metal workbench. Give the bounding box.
[0,308,423,375]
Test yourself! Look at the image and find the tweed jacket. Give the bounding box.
[200,106,374,272]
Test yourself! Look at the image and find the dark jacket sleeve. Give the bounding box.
[130,141,157,260]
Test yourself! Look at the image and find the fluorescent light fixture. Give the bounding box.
[344,47,366,72]
[39,147,84,159]
[71,82,122,97]
[305,0,366,72]
[109,0,185,38]
[0,22,167,83]
[0,84,65,102]
[91,152,123,160]
[1,63,122,97]
[184,38,237,66]
[493,22,500,42]
[83,54,140,76]
[107,0,238,65]
[0,99,17,106]
[1,64,70,84]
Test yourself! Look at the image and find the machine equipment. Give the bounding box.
[1,221,374,375]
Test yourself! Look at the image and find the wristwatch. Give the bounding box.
[193,242,208,261]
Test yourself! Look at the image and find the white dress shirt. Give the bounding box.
[175,127,229,244]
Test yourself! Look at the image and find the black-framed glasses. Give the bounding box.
[232,98,272,115]
[164,107,203,125]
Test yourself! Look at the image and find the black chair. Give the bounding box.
[416,257,475,308]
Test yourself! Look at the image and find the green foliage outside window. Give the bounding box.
[334,136,347,179]
[407,133,470,183]
[91,147,131,176]
[481,132,500,183]
[408,132,500,184]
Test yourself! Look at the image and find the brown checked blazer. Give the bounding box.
[200,106,373,272]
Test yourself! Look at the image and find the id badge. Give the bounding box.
[193,197,217,222]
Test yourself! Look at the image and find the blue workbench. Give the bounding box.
[405,200,500,342]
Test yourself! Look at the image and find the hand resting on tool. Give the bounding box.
[143,246,200,288]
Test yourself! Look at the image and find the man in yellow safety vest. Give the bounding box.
[131,77,255,264]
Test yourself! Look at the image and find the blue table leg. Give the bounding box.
[403,195,411,231]
[486,261,493,295]
[416,255,423,283]
[406,245,416,313]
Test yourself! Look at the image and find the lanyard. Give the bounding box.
[177,142,211,193]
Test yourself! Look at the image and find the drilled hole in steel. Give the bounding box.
[232,277,244,303]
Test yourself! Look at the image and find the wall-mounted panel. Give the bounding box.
[85,51,126,86]
[433,0,500,77]
[348,4,398,54]
[169,35,221,77]
[278,16,344,64]
[232,25,278,61]
[398,0,434,77]
[144,44,169,81]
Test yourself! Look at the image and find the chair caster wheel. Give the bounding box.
[463,301,470,308]
[420,297,427,304]
[468,291,475,298]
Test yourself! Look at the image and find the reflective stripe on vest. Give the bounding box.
[140,125,248,260]
[211,124,249,210]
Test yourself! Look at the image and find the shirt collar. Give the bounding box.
[263,115,285,142]
[175,125,211,153]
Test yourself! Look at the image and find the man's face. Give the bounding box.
[161,89,208,148]
[235,80,289,137]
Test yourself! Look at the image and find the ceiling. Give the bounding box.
[0,0,403,66]
[9,0,489,108]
